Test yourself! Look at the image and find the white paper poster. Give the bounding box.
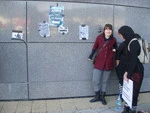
[49,6,64,27]
[122,79,133,108]
[58,26,68,35]
[39,21,50,38]
[12,30,23,40]
[79,25,89,40]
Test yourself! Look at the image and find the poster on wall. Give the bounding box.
[38,21,50,38]
[79,25,89,40]
[12,30,23,40]
[58,26,68,35]
[122,79,133,108]
[49,6,64,27]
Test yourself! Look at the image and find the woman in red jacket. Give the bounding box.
[88,24,117,105]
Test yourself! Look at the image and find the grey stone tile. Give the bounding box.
[0,102,4,111]
[73,98,91,110]
[88,98,103,109]
[60,99,76,111]
[46,100,61,112]
[138,93,150,104]
[1,101,18,113]
[16,101,32,113]
[32,100,46,113]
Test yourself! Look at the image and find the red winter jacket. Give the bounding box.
[92,34,117,70]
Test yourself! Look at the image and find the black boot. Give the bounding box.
[129,106,137,113]
[129,110,136,113]
[90,91,100,103]
[122,105,130,113]
[101,92,107,105]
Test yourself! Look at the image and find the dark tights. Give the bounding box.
[131,73,143,106]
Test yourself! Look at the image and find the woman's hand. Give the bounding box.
[112,49,116,52]
[124,72,129,83]
[88,58,92,61]
[116,60,120,67]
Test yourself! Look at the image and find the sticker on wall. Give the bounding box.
[49,6,64,27]
[79,24,89,40]
[12,30,23,40]
[58,26,68,35]
[38,21,50,38]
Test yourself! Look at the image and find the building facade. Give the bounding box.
[0,0,150,100]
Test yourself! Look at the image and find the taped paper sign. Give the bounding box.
[39,21,50,38]
[58,26,68,35]
[49,6,64,27]
[79,25,89,40]
[12,30,23,40]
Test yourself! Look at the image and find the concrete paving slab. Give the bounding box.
[46,99,61,112]
[0,93,149,113]
[96,108,120,113]
[60,99,76,111]
[137,103,150,112]
[47,111,74,113]
[32,100,46,113]
[106,95,118,108]
[16,101,32,113]
[75,109,100,113]
[1,101,18,113]
[0,102,4,112]
[87,97,105,109]
[138,93,150,104]
[73,98,91,110]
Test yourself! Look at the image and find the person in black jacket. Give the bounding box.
[118,26,144,113]
[116,33,142,101]
[116,40,129,101]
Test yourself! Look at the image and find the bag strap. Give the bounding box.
[141,39,148,57]
[128,38,137,51]
[128,38,148,57]
[97,41,108,55]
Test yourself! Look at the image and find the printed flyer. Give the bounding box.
[49,6,64,27]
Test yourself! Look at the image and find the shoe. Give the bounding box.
[101,92,107,105]
[122,106,130,113]
[90,91,100,103]
[129,110,136,113]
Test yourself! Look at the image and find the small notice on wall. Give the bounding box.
[12,30,23,40]
[58,26,68,35]
[49,6,64,27]
[79,25,89,40]
[39,21,50,38]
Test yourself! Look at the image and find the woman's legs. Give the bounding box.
[90,69,102,103]
[122,73,143,113]
[92,69,103,92]
[116,63,127,101]
[100,70,111,105]
[131,73,143,112]
[90,69,111,105]
[101,70,111,92]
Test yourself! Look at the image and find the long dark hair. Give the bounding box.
[118,25,135,45]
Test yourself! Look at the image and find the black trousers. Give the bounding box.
[131,72,144,106]
[116,62,127,85]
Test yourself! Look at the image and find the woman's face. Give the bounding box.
[104,27,112,38]
[118,33,125,40]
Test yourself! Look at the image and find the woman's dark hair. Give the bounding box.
[103,24,113,30]
[118,25,135,44]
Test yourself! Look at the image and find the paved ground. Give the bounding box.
[0,93,150,113]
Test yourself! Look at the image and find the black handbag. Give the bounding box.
[92,41,108,64]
